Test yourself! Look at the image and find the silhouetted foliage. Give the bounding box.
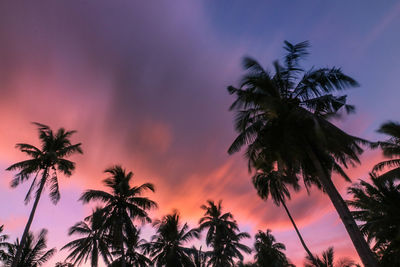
[253,229,293,267]
[3,229,56,267]
[304,247,359,267]
[54,262,74,267]
[80,165,157,267]
[110,229,151,267]
[7,123,82,267]
[373,121,400,181]
[189,246,210,267]
[227,41,377,266]
[0,225,10,262]
[141,210,199,267]
[252,163,317,264]
[199,200,251,266]
[348,175,400,266]
[62,208,113,267]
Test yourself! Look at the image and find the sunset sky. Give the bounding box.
[0,1,399,266]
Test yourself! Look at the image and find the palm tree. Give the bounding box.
[253,229,293,267]
[189,246,210,267]
[348,175,400,266]
[0,225,10,262]
[208,231,251,267]
[110,229,151,267]
[199,200,251,266]
[6,123,82,267]
[61,208,113,267]
[372,121,400,180]
[305,247,359,267]
[3,229,56,267]
[252,162,317,264]
[141,210,200,267]
[80,165,157,267]
[227,41,377,266]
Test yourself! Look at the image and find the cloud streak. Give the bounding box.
[0,1,395,266]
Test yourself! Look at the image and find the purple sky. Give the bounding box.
[0,1,399,266]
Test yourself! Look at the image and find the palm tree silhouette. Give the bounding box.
[80,165,157,267]
[227,41,377,266]
[305,247,359,267]
[348,175,400,266]
[141,210,200,267]
[6,123,82,267]
[110,229,151,267]
[252,163,317,264]
[0,225,10,262]
[62,208,113,267]
[189,246,211,267]
[253,229,294,267]
[372,121,400,180]
[3,229,56,267]
[199,200,251,266]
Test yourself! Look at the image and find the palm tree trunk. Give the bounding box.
[121,246,126,267]
[119,218,126,267]
[11,168,48,267]
[308,152,378,267]
[279,195,318,266]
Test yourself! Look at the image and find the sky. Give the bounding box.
[0,1,399,266]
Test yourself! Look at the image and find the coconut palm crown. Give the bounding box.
[373,121,400,180]
[253,229,293,267]
[6,123,82,267]
[252,162,317,264]
[199,200,251,267]
[304,247,359,267]
[141,211,200,267]
[80,165,157,267]
[227,41,377,266]
[62,208,113,267]
[348,175,400,266]
[3,229,56,267]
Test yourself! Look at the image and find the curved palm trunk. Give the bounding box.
[279,196,318,266]
[308,152,378,267]
[11,168,48,267]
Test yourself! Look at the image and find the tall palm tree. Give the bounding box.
[227,41,377,266]
[80,165,157,267]
[305,247,359,267]
[348,175,400,266]
[252,162,317,264]
[110,229,151,267]
[141,211,200,267]
[6,123,82,267]
[61,208,113,267]
[3,229,56,267]
[253,229,293,267]
[199,200,251,266]
[372,121,400,180]
[0,225,10,262]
